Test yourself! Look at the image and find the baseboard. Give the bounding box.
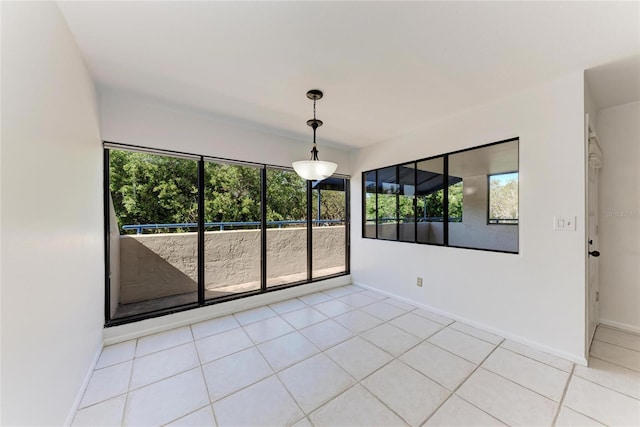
[104,275,351,345]
[64,339,104,426]
[353,281,589,366]
[599,318,640,335]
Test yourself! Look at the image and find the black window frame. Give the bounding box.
[487,171,519,225]
[104,141,350,327]
[362,137,519,254]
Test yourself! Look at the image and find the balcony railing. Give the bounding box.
[122,219,345,234]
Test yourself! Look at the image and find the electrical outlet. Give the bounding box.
[417,277,423,287]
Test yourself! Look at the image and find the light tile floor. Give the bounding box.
[73,285,640,426]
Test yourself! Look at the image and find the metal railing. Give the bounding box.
[122,219,345,234]
[367,217,462,224]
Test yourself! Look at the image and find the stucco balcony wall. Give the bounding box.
[119,226,346,304]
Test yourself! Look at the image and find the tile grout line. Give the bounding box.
[556,391,610,426]
[189,324,220,427]
[119,338,139,427]
[297,319,409,424]
[88,288,619,427]
[251,321,322,373]
[357,326,427,358]
[200,312,355,417]
[134,329,194,359]
[272,367,312,422]
[478,357,571,405]
[233,309,279,327]
[279,309,330,331]
[73,338,138,419]
[592,335,640,352]
[161,404,211,427]
[337,322,485,426]
[498,344,573,374]
[421,338,505,426]
[120,311,430,415]
[124,342,238,395]
[593,335,640,353]
[304,383,359,425]
[108,335,208,423]
[552,364,575,426]
[448,323,504,346]
[597,324,640,337]
[364,359,448,427]
[588,352,640,373]
[572,361,640,402]
[426,340,491,366]
[76,288,349,423]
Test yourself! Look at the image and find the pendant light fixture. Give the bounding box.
[292,89,338,181]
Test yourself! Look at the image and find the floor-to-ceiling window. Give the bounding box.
[204,160,262,300]
[312,177,348,279]
[266,168,308,287]
[105,143,350,325]
[107,149,200,319]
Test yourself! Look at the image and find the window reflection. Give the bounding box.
[448,140,519,252]
[416,157,446,245]
[376,166,398,240]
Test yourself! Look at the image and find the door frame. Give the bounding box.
[585,113,603,358]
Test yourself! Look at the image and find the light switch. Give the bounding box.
[554,216,576,231]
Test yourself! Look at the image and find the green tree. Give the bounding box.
[266,169,307,222]
[111,151,330,232]
[109,151,198,232]
[414,182,463,221]
[312,190,345,221]
[448,182,463,220]
[204,163,261,223]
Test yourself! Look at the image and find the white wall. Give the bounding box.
[1,2,104,425]
[99,88,352,174]
[596,101,640,333]
[351,72,588,362]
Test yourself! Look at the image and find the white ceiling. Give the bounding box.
[57,1,640,150]
[586,54,640,110]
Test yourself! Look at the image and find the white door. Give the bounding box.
[586,115,602,351]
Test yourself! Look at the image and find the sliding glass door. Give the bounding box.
[204,160,262,300]
[107,149,199,320]
[266,168,308,287]
[312,177,347,279]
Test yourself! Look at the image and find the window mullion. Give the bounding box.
[197,157,205,305]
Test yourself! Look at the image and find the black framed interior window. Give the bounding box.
[416,156,446,245]
[104,142,350,326]
[363,171,377,239]
[362,137,519,254]
[398,163,416,243]
[377,166,399,241]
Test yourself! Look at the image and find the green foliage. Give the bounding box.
[109,151,346,233]
[205,162,261,222]
[266,169,306,222]
[448,182,463,219]
[313,190,346,221]
[109,151,198,232]
[365,182,463,222]
[489,176,518,220]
